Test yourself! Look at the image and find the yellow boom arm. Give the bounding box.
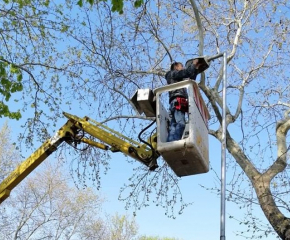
[0,112,159,204]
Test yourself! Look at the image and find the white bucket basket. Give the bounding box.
[154,80,210,177]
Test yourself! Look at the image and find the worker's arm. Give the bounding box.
[165,59,206,83]
[165,65,199,82]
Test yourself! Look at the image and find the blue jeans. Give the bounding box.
[167,99,186,142]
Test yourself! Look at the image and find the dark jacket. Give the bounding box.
[165,63,199,103]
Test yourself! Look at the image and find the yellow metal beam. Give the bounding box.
[0,120,76,204]
[63,112,155,166]
[80,138,109,150]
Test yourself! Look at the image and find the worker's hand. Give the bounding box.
[192,58,201,68]
[192,58,209,73]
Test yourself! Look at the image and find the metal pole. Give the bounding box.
[220,52,227,240]
[207,53,224,62]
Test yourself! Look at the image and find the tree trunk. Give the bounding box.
[225,132,290,239]
[254,177,290,240]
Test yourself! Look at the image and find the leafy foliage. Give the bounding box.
[77,0,143,13]
[0,61,23,119]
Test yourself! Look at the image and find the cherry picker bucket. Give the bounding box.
[154,80,210,177]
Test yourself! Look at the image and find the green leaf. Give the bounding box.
[11,82,23,93]
[134,0,143,8]
[61,24,69,33]
[77,0,83,7]
[17,73,22,82]
[44,0,50,7]
[4,92,11,101]
[0,102,21,120]
[111,0,124,13]
[10,64,19,74]
[0,64,6,76]
[9,111,21,120]
[1,77,9,86]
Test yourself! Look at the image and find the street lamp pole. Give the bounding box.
[196,52,227,239]
[220,52,227,240]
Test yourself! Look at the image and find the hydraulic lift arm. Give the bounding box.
[0,112,159,204]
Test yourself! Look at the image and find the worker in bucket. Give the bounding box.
[165,59,206,142]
